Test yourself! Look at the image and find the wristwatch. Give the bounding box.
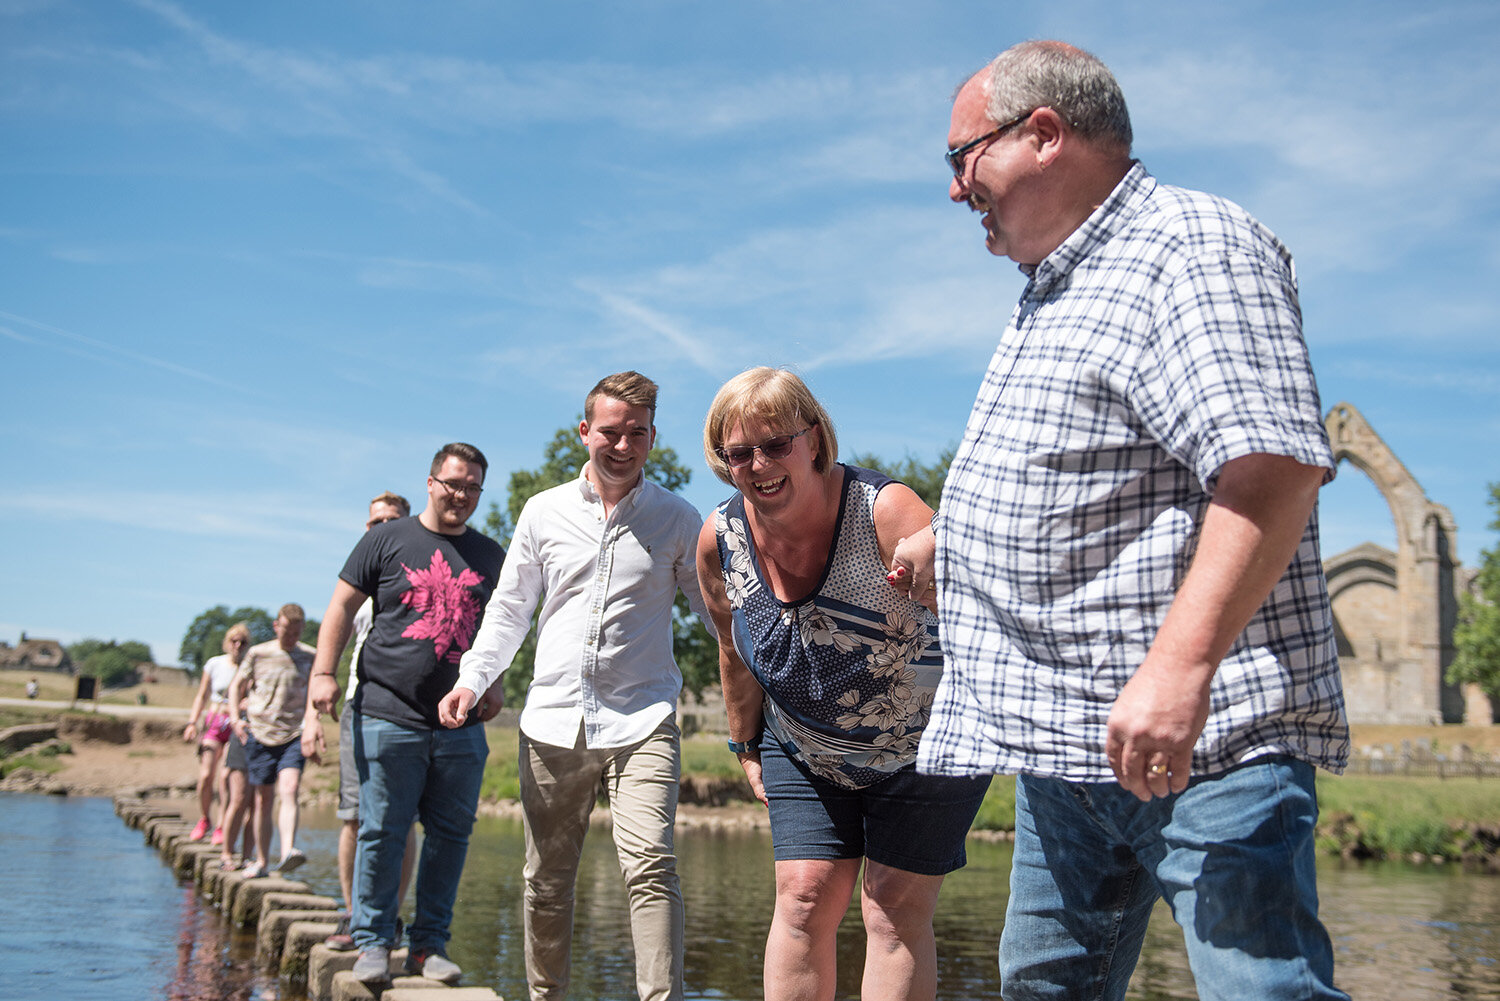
[726,736,760,754]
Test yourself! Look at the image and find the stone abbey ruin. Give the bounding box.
[1324,402,1491,725]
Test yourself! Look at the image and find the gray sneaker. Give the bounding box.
[404,949,462,983]
[351,946,391,984]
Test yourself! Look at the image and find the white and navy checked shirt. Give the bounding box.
[917,162,1350,783]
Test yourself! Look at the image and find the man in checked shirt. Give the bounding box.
[892,41,1352,1001]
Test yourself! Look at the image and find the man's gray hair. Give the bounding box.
[985,41,1132,152]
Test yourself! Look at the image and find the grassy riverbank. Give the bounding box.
[5,685,1499,864]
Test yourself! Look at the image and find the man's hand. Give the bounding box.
[1106,653,1213,801]
[300,720,326,764]
[231,716,248,742]
[309,673,342,716]
[437,687,478,729]
[472,679,506,723]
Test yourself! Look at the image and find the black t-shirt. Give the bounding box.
[340,517,505,729]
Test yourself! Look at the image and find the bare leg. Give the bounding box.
[339,819,358,909]
[220,769,248,868]
[217,757,232,828]
[252,784,275,869]
[275,767,302,861]
[764,858,860,1001]
[399,824,418,908]
[195,743,221,824]
[858,861,945,1001]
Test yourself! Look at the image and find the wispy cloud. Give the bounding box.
[0,309,246,392]
[583,204,1016,372]
[0,486,343,543]
[1120,34,1500,277]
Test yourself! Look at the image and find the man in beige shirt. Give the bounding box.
[230,602,315,877]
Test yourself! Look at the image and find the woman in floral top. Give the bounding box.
[696,367,990,1001]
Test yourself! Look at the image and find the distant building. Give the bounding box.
[0,638,74,675]
[140,662,192,686]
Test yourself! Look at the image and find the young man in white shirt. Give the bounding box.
[439,371,712,1001]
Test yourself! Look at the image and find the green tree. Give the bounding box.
[178,605,274,671]
[66,638,155,688]
[849,446,956,509]
[479,419,715,706]
[1449,483,1500,699]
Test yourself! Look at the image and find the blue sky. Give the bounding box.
[2,0,1497,667]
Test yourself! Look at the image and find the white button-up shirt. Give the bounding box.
[456,466,713,749]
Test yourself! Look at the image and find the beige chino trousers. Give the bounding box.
[519,716,684,1001]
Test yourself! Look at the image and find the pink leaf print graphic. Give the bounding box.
[400,549,485,663]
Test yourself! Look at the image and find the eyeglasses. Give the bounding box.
[945,108,1037,180]
[433,477,483,498]
[716,427,813,468]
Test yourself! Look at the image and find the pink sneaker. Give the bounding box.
[190,817,211,842]
[210,826,224,845]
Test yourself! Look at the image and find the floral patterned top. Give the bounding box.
[713,464,942,789]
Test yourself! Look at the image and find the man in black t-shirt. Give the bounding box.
[308,442,506,985]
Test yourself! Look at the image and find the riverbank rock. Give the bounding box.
[679,773,754,806]
[0,765,68,794]
[1458,822,1500,874]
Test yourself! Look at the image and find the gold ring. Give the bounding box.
[1148,763,1167,776]
[926,581,937,591]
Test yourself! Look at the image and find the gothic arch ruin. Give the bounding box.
[1323,402,1485,723]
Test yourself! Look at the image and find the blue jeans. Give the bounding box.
[1001,757,1349,1001]
[351,712,488,954]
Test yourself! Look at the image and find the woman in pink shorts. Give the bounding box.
[183,623,251,843]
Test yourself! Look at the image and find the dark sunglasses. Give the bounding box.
[945,108,1037,179]
[716,427,813,468]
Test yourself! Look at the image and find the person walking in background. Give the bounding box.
[698,367,990,1001]
[894,40,1351,1000]
[309,443,506,986]
[183,622,250,844]
[229,603,315,877]
[439,372,710,1001]
[300,490,420,951]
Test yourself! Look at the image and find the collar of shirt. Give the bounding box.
[578,462,646,517]
[1020,160,1154,296]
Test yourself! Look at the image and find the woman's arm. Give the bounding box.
[697,515,768,806]
[183,666,214,742]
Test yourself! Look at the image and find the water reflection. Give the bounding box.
[3,794,1500,1000]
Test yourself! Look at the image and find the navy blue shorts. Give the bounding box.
[244,734,306,786]
[759,734,991,876]
[224,732,248,772]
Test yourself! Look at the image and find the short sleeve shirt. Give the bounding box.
[918,163,1349,783]
[341,517,505,730]
[237,640,315,746]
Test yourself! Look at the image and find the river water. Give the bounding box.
[3,791,1498,1000]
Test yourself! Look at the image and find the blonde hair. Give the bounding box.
[223,622,252,664]
[369,491,410,516]
[703,367,837,485]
